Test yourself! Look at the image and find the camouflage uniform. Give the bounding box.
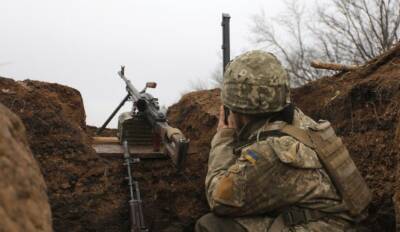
[196,51,364,231]
[196,109,355,231]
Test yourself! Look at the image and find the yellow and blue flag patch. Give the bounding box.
[244,149,259,165]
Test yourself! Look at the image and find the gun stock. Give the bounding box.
[158,124,189,170]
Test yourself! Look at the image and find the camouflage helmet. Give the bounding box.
[221,50,290,114]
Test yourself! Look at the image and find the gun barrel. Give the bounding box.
[222,13,231,125]
[118,69,141,102]
[222,13,231,73]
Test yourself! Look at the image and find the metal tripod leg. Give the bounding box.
[96,93,130,135]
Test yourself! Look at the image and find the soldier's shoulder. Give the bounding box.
[267,134,322,168]
[239,134,322,169]
[239,107,328,168]
[293,107,318,129]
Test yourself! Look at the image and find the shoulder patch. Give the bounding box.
[244,149,259,165]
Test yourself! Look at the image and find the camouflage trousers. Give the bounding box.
[195,213,354,232]
[195,213,246,232]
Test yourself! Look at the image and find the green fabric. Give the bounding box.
[195,213,246,232]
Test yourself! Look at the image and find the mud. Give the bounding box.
[0,103,52,232]
[291,44,400,231]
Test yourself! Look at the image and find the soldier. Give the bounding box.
[195,50,371,232]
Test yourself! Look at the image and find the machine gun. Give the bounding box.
[94,66,189,169]
[93,66,189,232]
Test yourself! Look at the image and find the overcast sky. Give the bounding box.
[0,0,311,127]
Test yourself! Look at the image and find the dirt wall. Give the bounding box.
[292,44,400,231]
[0,103,52,231]
[0,78,125,231]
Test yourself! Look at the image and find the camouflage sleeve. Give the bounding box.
[205,128,237,208]
[206,135,326,217]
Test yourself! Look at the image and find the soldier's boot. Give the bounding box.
[195,213,246,232]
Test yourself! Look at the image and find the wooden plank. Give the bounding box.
[92,143,166,159]
[92,136,119,144]
[310,60,359,71]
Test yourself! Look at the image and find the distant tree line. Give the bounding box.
[190,0,399,91]
[251,0,400,85]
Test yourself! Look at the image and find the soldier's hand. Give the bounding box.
[217,105,236,131]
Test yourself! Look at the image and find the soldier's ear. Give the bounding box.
[235,113,252,129]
